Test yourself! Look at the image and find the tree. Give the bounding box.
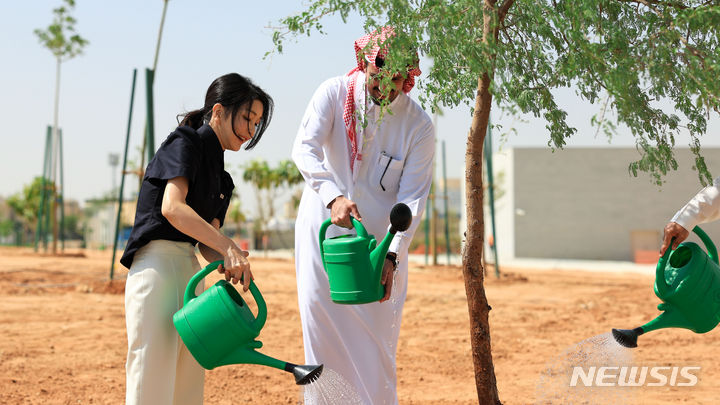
[243,159,274,241]
[7,177,51,244]
[34,0,89,254]
[0,219,13,240]
[63,214,83,240]
[227,196,248,239]
[242,159,305,250]
[272,2,720,402]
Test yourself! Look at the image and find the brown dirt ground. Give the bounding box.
[1,246,719,404]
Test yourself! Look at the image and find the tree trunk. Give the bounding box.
[463,1,501,403]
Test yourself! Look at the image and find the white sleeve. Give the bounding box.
[671,177,720,231]
[291,79,344,207]
[388,121,436,255]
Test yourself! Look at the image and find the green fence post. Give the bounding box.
[484,116,500,278]
[110,69,138,280]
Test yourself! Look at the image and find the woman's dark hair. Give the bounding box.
[179,73,274,149]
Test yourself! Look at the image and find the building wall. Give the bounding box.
[493,147,720,261]
[84,200,137,249]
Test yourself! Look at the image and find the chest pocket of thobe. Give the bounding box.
[375,151,404,193]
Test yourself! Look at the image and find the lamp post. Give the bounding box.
[109,153,120,195]
[108,153,120,248]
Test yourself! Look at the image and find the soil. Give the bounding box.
[1,246,718,404]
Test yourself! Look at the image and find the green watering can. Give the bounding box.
[319,203,412,304]
[172,260,323,384]
[613,226,720,348]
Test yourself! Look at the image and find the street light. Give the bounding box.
[109,153,120,195]
[108,153,120,248]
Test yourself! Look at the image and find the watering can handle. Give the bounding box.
[693,226,719,265]
[183,260,267,332]
[655,237,675,296]
[318,216,369,272]
[655,227,720,295]
[319,216,369,240]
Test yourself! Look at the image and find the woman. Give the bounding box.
[120,73,273,405]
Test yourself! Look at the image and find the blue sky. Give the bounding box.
[2,0,718,213]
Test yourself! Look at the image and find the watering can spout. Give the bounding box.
[369,203,413,271]
[640,303,696,334]
[218,343,286,370]
[611,305,695,349]
[285,363,324,385]
[219,346,324,385]
[613,304,695,348]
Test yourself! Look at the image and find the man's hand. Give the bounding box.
[379,256,396,303]
[329,196,362,229]
[660,222,690,257]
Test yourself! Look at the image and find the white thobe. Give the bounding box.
[671,177,720,231]
[292,73,435,405]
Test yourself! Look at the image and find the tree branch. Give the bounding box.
[498,0,516,21]
[614,0,689,10]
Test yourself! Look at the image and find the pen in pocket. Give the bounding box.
[379,151,393,191]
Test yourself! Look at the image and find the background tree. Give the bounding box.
[242,159,305,251]
[34,0,89,254]
[7,177,51,244]
[63,214,83,240]
[0,219,14,241]
[243,159,273,247]
[273,1,720,402]
[227,195,248,240]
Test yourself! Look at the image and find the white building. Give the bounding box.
[464,147,720,262]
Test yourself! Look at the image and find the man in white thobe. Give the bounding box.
[660,177,720,255]
[291,27,434,405]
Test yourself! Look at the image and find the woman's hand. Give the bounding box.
[161,178,254,291]
[217,241,253,291]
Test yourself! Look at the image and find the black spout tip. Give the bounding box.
[612,327,644,348]
[389,203,412,233]
[286,363,324,385]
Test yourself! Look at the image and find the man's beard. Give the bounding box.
[369,87,396,105]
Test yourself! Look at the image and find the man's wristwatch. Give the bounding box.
[385,252,398,271]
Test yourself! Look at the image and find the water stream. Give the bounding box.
[300,368,363,405]
[534,332,637,404]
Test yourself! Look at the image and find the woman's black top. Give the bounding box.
[120,124,234,269]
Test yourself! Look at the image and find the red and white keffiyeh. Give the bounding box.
[342,27,421,172]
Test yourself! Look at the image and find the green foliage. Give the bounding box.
[243,159,273,190]
[273,0,720,185]
[7,177,52,229]
[0,219,14,238]
[227,190,248,239]
[34,0,88,61]
[242,159,305,230]
[243,159,304,191]
[229,200,247,224]
[63,214,83,239]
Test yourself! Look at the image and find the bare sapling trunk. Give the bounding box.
[462,1,502,403]
[463,72,500,405]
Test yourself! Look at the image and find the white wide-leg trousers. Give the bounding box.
[125,240,205,405]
